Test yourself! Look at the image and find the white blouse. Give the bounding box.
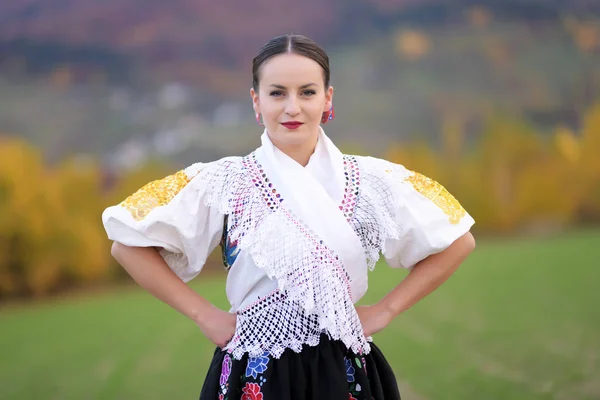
[102,129,474,359]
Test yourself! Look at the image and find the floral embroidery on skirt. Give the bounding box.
[200,334,400,400]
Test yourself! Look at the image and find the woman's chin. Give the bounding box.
[269,126,318,146]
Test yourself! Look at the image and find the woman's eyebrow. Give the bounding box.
[269,83,318,89]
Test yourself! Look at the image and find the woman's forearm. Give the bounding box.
[379,232,476,317]
[110,242,213,323]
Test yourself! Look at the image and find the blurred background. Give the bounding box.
[1,1,599,399]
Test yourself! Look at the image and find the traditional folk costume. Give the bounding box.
[102,128,474,400]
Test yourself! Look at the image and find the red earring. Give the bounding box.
[256,113,264,126]
[321,106,335,124]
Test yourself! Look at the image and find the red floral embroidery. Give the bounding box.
[241,382,263,400]
[219,395,224,400]
[348,394,358,400]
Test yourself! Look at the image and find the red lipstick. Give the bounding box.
[281,121,304,130]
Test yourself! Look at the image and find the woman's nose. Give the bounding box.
[284,98,300,115]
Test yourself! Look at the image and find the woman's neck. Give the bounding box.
[269,133,319,167]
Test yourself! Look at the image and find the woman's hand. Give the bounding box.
[195,306,237,348]
[110,244,238,348]
[356,304,394,337]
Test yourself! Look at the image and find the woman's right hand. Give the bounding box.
[194,306,237,348]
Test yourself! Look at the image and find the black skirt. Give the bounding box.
[199,334,401,400]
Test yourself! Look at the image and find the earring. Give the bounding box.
[321,106,335,124]
[255,113,264,126]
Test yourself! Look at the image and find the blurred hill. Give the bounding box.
[1,0,599,88]
[0,1,599,169]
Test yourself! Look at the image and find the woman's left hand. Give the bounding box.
[355,304,394,337]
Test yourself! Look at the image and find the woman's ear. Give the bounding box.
[323,86,334,112]
[250,88,260,114]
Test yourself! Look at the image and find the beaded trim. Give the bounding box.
[341,155,360,222]
[244,152,283,212]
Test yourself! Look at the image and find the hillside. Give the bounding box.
[1,0,598,88]
[0,1,599,168]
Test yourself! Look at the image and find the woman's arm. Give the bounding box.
[111,242,236,347]
[357,231,476,336]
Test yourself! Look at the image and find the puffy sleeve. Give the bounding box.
[380,161,475,270]
[101,162,226,282]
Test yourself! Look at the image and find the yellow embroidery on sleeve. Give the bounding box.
[121,170,191,221]
[404,172,466,224]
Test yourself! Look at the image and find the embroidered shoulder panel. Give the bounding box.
[120,169,195,221]
[404,171,466,224]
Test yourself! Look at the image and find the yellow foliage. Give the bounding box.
[581,104,600,171]
[385,141,443,181]
[366,105,600,234]
[554,126,580,164]
[0,140,114,297]
[515,160,578,225]
[578,105,600,218]
[394,29,431,61]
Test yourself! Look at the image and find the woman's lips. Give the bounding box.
[281,122,304,129]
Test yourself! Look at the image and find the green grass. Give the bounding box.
[1,230,599,400]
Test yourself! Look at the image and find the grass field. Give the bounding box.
[1,230,599,400]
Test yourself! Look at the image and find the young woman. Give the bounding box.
[102,34,476,400]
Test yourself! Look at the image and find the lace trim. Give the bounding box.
[350,157,405,270]
[220,154,360,271]
[209,154,368,358]
[189,155,407,359]
[227,290,369,360]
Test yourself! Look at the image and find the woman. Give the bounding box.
[102,34,476,400]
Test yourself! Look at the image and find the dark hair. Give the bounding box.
[252,34,330,91]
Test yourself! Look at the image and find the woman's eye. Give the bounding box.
[269,91,284,97]
[303,90,316,96]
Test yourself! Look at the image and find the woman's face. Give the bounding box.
[251,53,333,150]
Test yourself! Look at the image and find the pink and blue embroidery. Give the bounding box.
[220,216,240,270]
[341,156,360,222]
[345,357,356,382]
[244,153,283,212]
[218,354,232,398]
[217,354,370,400]
[348,356,367,398]
[218,352,269,399]
[220,354,232,386]
[245,351,270,379]
[241,152,360,219]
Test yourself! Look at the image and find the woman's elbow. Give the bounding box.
[444,232,475,269]
[454,232,476,264]
[111,241,123,258]
[110,241,133,263]
[446,231,475,260]
[462,231,476,253]
[111,242,157,262]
